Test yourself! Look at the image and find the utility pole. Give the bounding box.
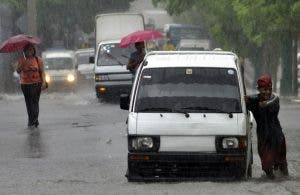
[27,0,37,35]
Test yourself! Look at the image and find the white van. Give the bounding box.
[120,51,253,181]
[42,50,77,89]
[93,40,135,98]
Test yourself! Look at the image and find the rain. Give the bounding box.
[0,0,299,194]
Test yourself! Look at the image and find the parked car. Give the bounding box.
[75,48,94,80]
[120,50,253,181]
[42,49,77,90]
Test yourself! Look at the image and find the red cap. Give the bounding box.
[257,74,272,88]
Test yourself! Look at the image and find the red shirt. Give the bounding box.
[17,56,43,84]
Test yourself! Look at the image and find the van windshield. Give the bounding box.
[135,67,242,113]
[44,58,74,70]
[97,43,134,66]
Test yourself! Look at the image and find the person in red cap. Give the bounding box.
[245,75,288,179]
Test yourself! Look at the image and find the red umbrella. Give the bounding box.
[0,34,41,53]
[119,30,163,48]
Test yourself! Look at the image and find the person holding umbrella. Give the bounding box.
[245,75,289,179]
[119,30,163,78]
[126,41,145,75]
[0,35,47,128]
[13,43,47,128]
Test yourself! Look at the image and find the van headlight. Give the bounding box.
[222,138,239,149]
[45,75,51,83]
[216,136,247,152]
[67,74,75,82]
[128,136,160,152]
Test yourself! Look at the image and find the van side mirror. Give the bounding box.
[120,93,130,110]
[89,56,95,64]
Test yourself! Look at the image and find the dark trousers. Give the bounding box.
[21,83,42,126]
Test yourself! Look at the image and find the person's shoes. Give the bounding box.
[27,125,35,130]
[265,169,275,180]
[280,166,289,176]
[34,120,39,127]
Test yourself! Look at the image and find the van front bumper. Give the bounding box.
[127,152,247,181]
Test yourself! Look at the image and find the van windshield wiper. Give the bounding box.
[138,107,173,112]
[121,54,130,59]
[181,106,231,114]
[105,53,124,66]
[138,107,190,118]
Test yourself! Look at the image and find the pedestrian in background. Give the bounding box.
[245,75,289,179]
[14,43,47,128]
[162,38,176,51]
[126,41,145,77]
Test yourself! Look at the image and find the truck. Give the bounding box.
[164,23,210,48]
[91,13,145,99]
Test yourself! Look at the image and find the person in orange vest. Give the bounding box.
[162,38,176,51]
[14,43,47,128]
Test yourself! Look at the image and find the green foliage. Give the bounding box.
[154,0,300,55]
[232,0,293,47]
[293,1,300,13]
[37,0,134,32]
[0,0,26,10]
[1,0,135,48]
[152,0,196,15]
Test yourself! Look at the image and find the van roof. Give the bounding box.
[42,50,75,58]
[98,40,120,45]
[143,51,238,69]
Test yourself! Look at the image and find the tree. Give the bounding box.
[233,0,299,96]
[153,0,300,96]
[0,0,135,49]
[37,0,135,49]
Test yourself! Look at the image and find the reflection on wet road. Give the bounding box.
[24,128,44,158]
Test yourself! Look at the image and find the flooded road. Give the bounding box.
[0,84,299,194]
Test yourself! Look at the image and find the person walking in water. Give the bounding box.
[245,75,289,179]
[14,43,47,128]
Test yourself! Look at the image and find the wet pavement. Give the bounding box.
[0,84,299,194]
